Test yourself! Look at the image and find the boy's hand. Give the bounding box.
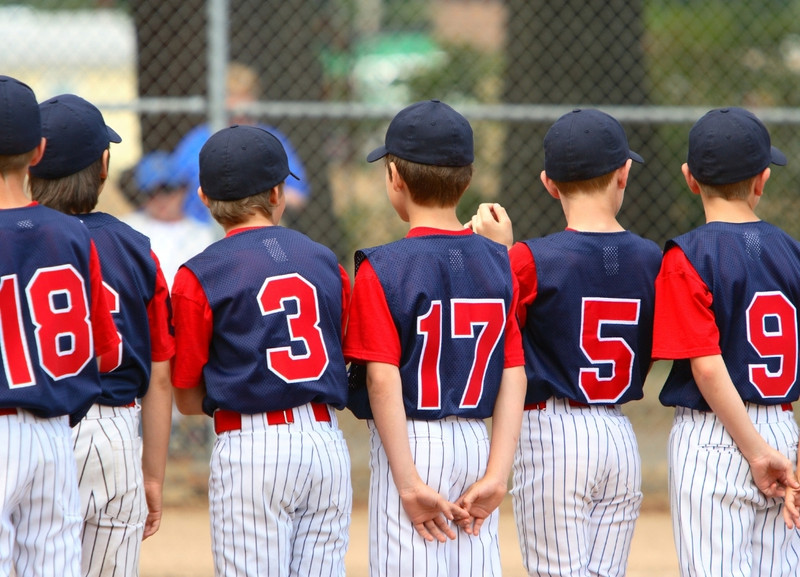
[783,475,800,529]
[748,448,799,499]
[398,483,468,542]
[466,203,513,248]
[455,477,507,536]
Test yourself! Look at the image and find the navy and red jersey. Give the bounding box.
[79,212,174,405]
[0,203,119,418]
[512,230,662,406]
[654,221,800,410]
[344,227,525,421]
[171,226,350,415]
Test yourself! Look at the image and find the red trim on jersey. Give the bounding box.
[170,266,213,390]
[225,226,266,237]
[147,250,175,362]
[89,241,122,359]
[343,230,525,368]
[652,246,721,360]
[509,242,538,327]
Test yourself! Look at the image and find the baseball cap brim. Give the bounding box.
[770,145,787,166]
[107,126,122,144]
[630,149,644,164]
[366,145,388,163]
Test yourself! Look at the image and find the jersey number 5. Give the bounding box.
[0,266,93,388]
[579,297,640,403]
[258,273,330,384]
[746,291,798,398]
[417,299,506,410]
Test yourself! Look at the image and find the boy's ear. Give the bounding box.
[269,184,283,206]
[617,159,632,190]
[197,187,211,207]
[540,170,560,200]
[28,137,47,167]
[753,167,770,198]
[388,161,405,192]
[100,149,110,180]
[681,163,702,196]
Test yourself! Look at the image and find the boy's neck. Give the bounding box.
[0,171,32,209]
[222,212,279,234]
[702,195,760,224]
[407,203,464,231]
[560,191,624,233]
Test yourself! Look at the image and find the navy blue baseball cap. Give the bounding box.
[366,99,474,166]
[687,107,786,185]
[543,109,643,182]
[0,75,41,155]
[199,125,299,201]
[30,94,121,179]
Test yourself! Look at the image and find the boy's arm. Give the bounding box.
[140,359,172,538]
[467,203,514,248]
[171,266,211,415]
[366,361,467,543]
[691,354,799,498]
[457,364,526,535]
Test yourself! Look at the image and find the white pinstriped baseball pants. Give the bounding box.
[0,411,82,577]
[367,417,502,577]
[72,403,146,577]
[669,404,800,577]
[511,397,642,577]
[209,403,352,577]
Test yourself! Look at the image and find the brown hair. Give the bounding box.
[551,171,615,196]
[385,154,472,208]
[696,176,756,201]
[205,185,281,227]
[0,149,37,176]
[29,157,105,214]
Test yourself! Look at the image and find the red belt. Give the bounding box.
[0,408,17,416]
[782,403,793,411]
[524,399,603,411]
[214,403,331,434]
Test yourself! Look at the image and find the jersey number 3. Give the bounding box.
[258,273,330,384]
[1,266,93,388]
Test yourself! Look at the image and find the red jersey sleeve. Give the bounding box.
[339,263,351,339]
[652,246,721,360]
[509,242,538,326]
[171,266,213,389]
[88,240,122,359]
[504,270,525,368]
[342,259,402,366]
[147,251,175,362]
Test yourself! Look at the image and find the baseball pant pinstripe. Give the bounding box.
[72,404,146,577]
[209,403,352,577]
[511,397,642,577]
[367,417,502,577]
[0,411,82,577]
[669,404,800,577]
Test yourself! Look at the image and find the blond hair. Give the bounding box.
[205,185,281,227]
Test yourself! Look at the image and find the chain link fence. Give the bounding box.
[4,0,800,507]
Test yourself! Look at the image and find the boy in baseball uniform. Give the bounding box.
[170,125,352,577]
[653,107,800,576]
[470,108,662,576]
[344,99,527,577]
[0,76,120,577]
[28,94,175,577]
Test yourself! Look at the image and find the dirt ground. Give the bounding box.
[139,498,677,576]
